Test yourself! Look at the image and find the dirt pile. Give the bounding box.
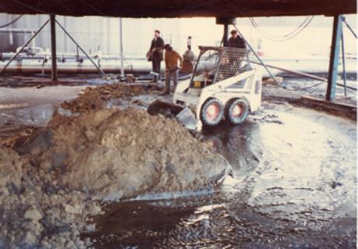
[0,84,154,149]
[0,146,101,249]
[0,83,231,248]
[60,84,149,113]
[23,107,230,201]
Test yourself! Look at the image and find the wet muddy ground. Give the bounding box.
[0,77,356,249]
[82,102,356,249]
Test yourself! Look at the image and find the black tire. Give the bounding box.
[225,98,249,125]
[200,98,224,126]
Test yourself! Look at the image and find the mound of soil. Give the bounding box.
[0,83,231,248]
[0,146,101,249]
[25,108,230,201]
[60,84,148,113]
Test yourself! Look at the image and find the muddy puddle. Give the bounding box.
[82,102,356,249]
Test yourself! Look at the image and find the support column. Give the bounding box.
[223,23,229,46]
[326,15,343,102]
[50,14,58,81]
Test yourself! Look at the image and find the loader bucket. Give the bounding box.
[147,100,184,118]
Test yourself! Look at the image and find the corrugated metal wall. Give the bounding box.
[0,14,225,57]
[0,14,356,58]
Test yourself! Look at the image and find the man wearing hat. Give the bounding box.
[228,30,247,49]
[148,30,165,83]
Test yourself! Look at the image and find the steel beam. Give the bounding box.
[326,15,343,102]
[342,16,357,39]
[50,14,58,81]
[233,24,279,85]
[55,19,106,76]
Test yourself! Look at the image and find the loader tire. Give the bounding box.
[200,98,224,126]
[225,98,249,125]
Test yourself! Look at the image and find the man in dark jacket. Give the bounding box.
[148,30,165,83]
[228,30,247,49]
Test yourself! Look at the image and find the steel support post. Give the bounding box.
[55,19,106,76]
[326,15,343,102]
[223,23,229,46]
[0,19,49,75]
[50,14,58,81]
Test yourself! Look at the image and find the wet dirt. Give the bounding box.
[0,83,232,248]
[84,101,356,249]
[0,78,356,249]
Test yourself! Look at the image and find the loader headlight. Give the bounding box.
[193,81,201,88]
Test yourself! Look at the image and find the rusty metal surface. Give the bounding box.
[0,0,355,17]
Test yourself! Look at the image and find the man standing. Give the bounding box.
[182,36,195,73]
[148,30,165,83]
[228,30,247,49]
[163,44,183,95]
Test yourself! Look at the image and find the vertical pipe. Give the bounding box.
[326,15,343,102]
[107,18,110,54]
[63,16,67,53]
[50,14,58,81]
[119,18,125,80]
[341,30,347,97]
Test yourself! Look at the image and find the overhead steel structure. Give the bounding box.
[0,0,355,17]
[0,0,356,101]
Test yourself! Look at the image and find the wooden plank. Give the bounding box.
[300,95,356,120]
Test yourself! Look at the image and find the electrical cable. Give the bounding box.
[250,16,312,41]
[0,15,23,28]
[249,16,314,42]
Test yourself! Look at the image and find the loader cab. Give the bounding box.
[173,45,262,130]
[190,46,250,89]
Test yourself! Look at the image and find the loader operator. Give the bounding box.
[162,44,183,95]
[147,30,165,83]
[228,30,247,49]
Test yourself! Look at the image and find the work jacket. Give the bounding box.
[228,36,247,49]
[165,50,183,71]
[150,37,165,61]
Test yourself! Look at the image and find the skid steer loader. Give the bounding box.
[148,46,262,131]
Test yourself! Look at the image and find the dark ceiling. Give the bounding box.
[0,0,356,17]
